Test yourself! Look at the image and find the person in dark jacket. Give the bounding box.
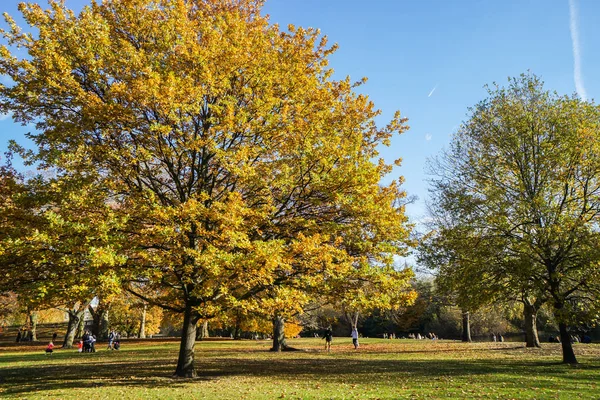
[322,328,333,352]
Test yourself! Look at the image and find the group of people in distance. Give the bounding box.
[45,329,121,355]
[45,328,122,355]
[79,330,97,352]
[15,327,34,342]
[79,329,121,352]
[407,332,438,340]
[322,327,360,352]
[548,334,592,344]
[492,334,504,342]
[321,328,446,352]
[107,329,121,350]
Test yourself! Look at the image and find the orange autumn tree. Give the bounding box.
[0,0,413,377]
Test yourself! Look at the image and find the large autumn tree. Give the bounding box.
[422,74,600,363]
[0,0,414,377]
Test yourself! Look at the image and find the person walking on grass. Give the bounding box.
[108,329,116,350]
[45,341,54,355]
[90,335,97,352]
[323,328,333,352]
[351,327,359,349]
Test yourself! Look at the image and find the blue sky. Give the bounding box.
[263,0,600,226]
[1,0,599,229]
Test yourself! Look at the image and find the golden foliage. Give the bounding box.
[0,0,415,373]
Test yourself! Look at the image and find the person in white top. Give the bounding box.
[351,327,359,349]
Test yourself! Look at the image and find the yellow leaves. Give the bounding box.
[284,320,303,338]
[1,0,415,332]
[88,246,124,268]
[338,262,416,313]
[94,269,123,300]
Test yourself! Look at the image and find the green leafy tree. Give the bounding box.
[422,73,600,363]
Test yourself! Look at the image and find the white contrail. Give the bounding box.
[428,84,438,97]
[569,0,587,101]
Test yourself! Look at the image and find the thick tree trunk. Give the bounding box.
[342,306,359,330]
[233,317,241,340]
[174,305,200,378]
[89,305,100,337]
[558,322,578,364]
[99,308,109,340]
[352,312,359,329]
[199,321,209,340]
[195,320,207,340]
[89,302,110,339]
[139,303,147,339]
[62,317,75,348]
[28,311,38,342]
[523,302,541,348]
[461,310,472,343]
[271,315,287,351]
[63,309,85,348]
[75,315,85,339]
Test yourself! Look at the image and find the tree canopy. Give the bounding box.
[0,0,414,377]
[421,73,600,363]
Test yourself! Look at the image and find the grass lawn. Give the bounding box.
[0,338,598,399]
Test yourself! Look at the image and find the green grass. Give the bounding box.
[0,338,598,399]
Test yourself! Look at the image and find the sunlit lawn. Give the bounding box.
[0,338,598,399]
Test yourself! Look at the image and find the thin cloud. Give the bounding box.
[425,133,432,141]
[427,84,438,98]
[569,0,587,101]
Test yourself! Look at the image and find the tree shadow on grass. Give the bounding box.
[2,349,599,397]
[0,358,214,396]
[201,355,600,378]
